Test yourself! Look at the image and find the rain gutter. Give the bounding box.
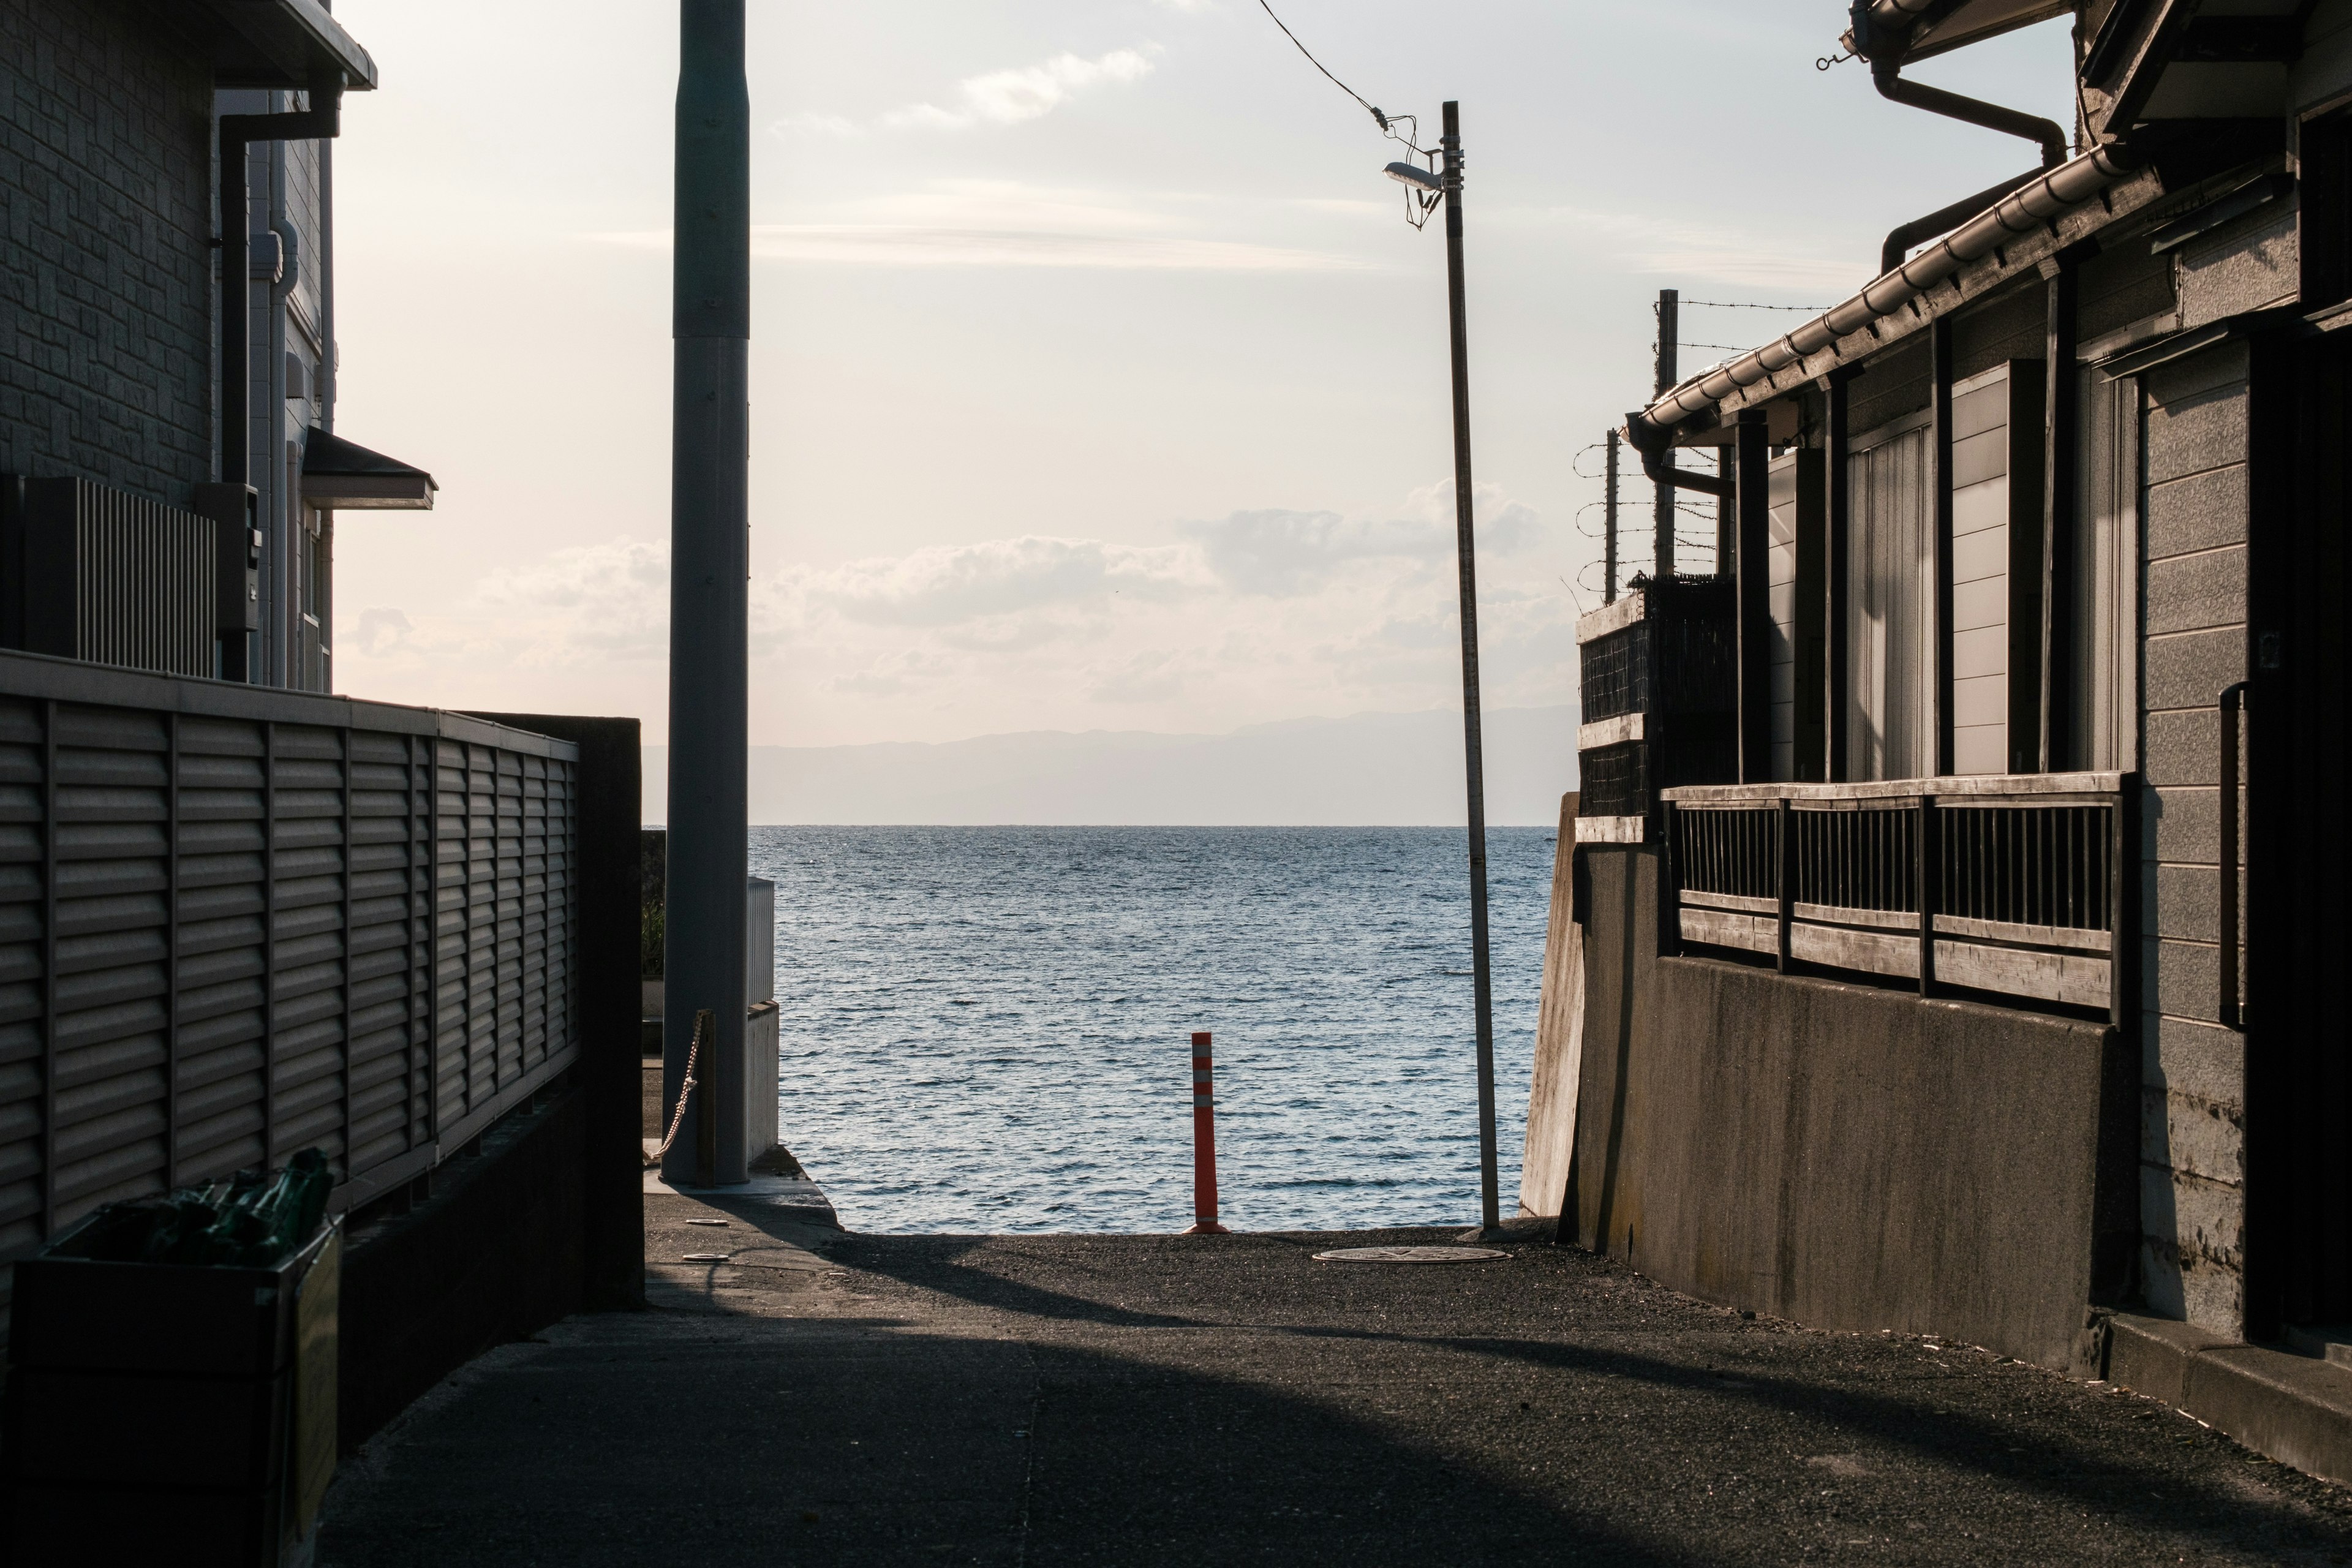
[1630,144,2141,437]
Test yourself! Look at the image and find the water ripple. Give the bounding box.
[753,826,1555,1235]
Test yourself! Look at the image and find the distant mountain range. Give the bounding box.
[642,704,1579,826]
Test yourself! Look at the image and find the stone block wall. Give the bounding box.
[2136,341,2251,1335]
[0,0,214,505]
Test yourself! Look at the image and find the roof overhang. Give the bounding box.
[195,0,379,92]
[301,429,434,510]
[1864,0,2075,63]
[2080,0,2304,141]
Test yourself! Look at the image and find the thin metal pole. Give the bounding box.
[1440,101,1500,1237]
[1654,288,1679,579]
[663,0,752,1186]
[1604,429,1619,604]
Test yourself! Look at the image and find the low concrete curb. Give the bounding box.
[2103,1311,2352,1485]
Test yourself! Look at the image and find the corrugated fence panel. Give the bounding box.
[0,699,47,1338]
[0,662,579,1342]
[48,706,172,1229]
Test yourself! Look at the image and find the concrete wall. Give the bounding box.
[1516,793,1580,1219]
[2136,341,2254,1335]
[340,1088,589,1452]
[1569,845,2134,1370]
[0,0,216,504]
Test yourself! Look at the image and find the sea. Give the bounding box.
[748,825,1559,1235]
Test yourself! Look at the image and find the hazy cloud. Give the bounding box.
[595,179,1374,273]
[1182,483,1540,595]
[883,48,1158,131]
[768,48,1159,145]
[350,607,412,657]
[796,536,1204,628]
[1518,203,1859,295]
[335,481,1574,735]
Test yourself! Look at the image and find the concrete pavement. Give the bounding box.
[317,1194,2352,1566]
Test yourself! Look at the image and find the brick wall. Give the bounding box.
[0,0,214,506]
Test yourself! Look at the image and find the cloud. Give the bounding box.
[594,180,1375,273]
[744,225,1364,271]
[476,537,671,661]
[771,111,862,140]
[350,607,412,657]
[1180,510,1442,596]
[334,480,1577,736]
[1181,483,1540,595]
[795,536,1205,629]
[769,48,1159,145]
[1514,203,1860,295]
[881,47,1158,131]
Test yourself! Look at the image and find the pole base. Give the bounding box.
[1180,1221,1231,1235]
[1456,1224,1519,1244]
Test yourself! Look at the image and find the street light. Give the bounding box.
[1401,101,1504,1241]
[1384,160,1443,194]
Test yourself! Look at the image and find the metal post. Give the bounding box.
[1603,429,1619,604]
[1439,102,1501,1238]
[1653,288,1679,579]
[663,0,752,1188]
[1716,447,1733,575]
[2220,682,2245,1030]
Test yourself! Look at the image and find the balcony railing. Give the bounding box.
[1662,773,2127,1017]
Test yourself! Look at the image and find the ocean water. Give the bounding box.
[748,826,1559,1235]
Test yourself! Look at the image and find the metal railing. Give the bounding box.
[1664,772,2127,1017]
[0,649,582,1335]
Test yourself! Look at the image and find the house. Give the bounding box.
[1570,0,2351,1420]
[2,0,434,691]
[0,12,643,1540]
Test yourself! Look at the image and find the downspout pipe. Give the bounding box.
[219,74,342,488]
[1871,59,2068,169]
[1623,415,1735,499]
[1882,165,2047,274]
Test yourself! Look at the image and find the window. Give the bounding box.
[1845,410,1934,781]
[2069,362,2140,771]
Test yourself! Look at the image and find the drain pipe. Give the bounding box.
[219,73,342,489]
[1849,1,2069,271]
[1881,166,2048,273]
[1623,416,1734,499]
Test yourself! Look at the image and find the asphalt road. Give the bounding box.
[317,1195,2352,1567]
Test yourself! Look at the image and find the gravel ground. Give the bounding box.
[317,1195,2352,1567]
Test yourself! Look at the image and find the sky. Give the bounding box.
[323,0,2079,750]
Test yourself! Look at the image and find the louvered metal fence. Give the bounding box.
[0,650,581,1335]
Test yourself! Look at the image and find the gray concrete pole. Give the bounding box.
[662,0,750,1187]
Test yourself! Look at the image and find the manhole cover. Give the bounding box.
[680,1253,732,1263]
[1312,1246,1508,1264]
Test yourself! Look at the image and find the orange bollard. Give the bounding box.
[1182,1031,1230,1235]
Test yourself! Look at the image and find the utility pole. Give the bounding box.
[1654,288,1678,579]
[663,0,751,1188]
[1604,428,1620,604]
[1438,101,1502,1239]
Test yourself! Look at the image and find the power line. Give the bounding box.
[1681,299,1828,312]
[1257,1,1388,131]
